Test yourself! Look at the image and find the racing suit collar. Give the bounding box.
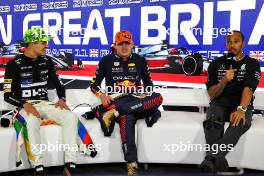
[22,54,39,61]
[114,54,132,61]
[235,53,245,61]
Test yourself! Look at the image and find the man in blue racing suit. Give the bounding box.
[90,30,163,176]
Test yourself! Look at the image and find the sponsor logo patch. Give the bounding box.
[3,84,11,89]
[4,88,11,93]
[114,62,120,66]
[128,63,135,67]
[4,79,12,84]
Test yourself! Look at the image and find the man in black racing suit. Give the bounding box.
[90,30,163,176]
[200,30,261,173]
[3,27,78,176]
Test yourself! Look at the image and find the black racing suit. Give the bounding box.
[203,55,261,168]
[3,54,79,167]
[3,54,65,107]
[90,54,163,162]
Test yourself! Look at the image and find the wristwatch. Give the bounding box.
[237,105,247,112]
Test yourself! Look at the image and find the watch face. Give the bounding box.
[238,106,247,112]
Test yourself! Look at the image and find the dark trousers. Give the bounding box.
[203,104,253,158]
[113,93,163,162]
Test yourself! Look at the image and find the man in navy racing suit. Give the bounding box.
[90,30,163,176]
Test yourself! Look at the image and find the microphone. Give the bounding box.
[225,53,236,69]
[0,118,10,128]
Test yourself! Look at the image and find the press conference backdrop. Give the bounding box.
[0,0,264,89]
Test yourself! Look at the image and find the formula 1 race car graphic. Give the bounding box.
[48,52,84,71]
[0,42,83,71]
[0,42,25,65]
[133,41,212,75]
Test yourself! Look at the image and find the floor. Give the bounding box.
[0,163,263,176]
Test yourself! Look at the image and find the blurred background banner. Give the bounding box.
[0,0,264,88]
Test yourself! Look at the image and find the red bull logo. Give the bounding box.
[117,80,136,87]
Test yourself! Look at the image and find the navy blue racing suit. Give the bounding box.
[90,53,163,162]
